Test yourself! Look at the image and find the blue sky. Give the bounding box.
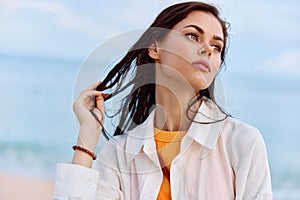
[1,0,299,77]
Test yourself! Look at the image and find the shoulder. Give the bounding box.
[220,117,268,165]
[221,117,264,146]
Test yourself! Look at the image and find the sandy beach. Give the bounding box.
[0,173,54,200]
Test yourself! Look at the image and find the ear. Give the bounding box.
[148,41,160,60]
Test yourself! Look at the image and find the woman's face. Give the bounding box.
[151,11,224,91]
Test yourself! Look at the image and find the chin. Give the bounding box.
[191,78,214,92]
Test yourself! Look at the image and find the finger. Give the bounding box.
[95,94,105,108]
[77,90,101,103]
[92,107,104,119]
[84,81,102,91]
[102,93,110,99]
[77,90,109,110]
[81,90,102,96]
[95,93,110,107]
[89,109,103,124]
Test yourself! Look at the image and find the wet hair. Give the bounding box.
[95,1,230,139]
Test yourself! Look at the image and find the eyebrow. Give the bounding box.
[184,24,224,43]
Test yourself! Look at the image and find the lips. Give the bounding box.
[191,60,210,72]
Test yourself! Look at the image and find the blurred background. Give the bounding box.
[0,0,299,199]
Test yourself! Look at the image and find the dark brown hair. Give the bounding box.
[95,1,230,139]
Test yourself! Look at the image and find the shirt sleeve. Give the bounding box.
[53,163,99,200]
[53,158,124,199]
[233,130,273,200]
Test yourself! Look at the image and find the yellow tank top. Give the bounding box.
[154,128,187,200]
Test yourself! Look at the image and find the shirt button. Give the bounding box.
[87,181,96,189]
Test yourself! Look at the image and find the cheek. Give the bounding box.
[212,56,222,72]
[158,40,191,67]
[160,35,192,60]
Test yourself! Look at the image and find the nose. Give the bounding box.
[198,43,212,58]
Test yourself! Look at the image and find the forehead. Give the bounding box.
[173,11,224,39]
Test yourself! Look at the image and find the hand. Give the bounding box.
[73,82,107,151]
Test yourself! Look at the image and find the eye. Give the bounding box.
[211,44,222,53]
[185,32,199,42]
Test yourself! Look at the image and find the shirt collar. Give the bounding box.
[125,97,226,163]
[185,97,226,150]
[125,111,156,163]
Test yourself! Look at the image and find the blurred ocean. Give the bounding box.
[0,54,300,199]
[0,55,77,178]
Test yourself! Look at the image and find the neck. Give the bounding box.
[154,84,200,131]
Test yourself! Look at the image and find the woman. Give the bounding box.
[54,1,272,199]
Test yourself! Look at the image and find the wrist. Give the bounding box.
[77,127,101,151]
[72,149,93,168]
[73,145,97,160]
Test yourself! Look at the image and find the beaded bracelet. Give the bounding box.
[72,145,97,160]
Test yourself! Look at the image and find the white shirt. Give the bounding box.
[54,99,272,199]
